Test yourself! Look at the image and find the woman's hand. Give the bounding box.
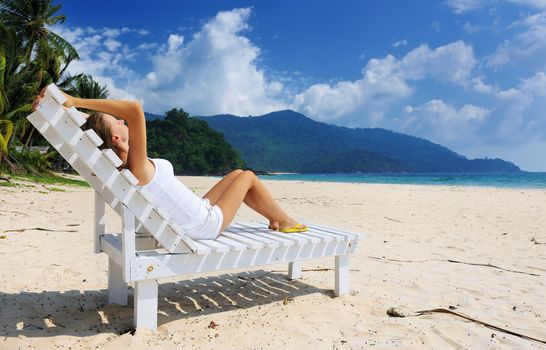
[32,87,76,111]
[60,90,76,108]
[31,88,45,111]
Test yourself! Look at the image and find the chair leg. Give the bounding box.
[288,261,302,280]
[107,258,127,305]
[134,279,158,330]
[335,254,349,296]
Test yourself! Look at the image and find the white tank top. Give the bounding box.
[137,158,211,233]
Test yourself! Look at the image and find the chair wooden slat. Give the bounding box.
[121,169,139,185]
[199,240,230,253]
[84,129,104,147]
[229,222,294,246]
[236,222,318,245]
[37,97,64,124]
[66,107,86,126]
[221,232,263,249]
[103,149,123,168]
[44,84,67,104]
[306,222,360,241]
[301,230,336,243]
[224,229,279,248]
[215,236,247,251]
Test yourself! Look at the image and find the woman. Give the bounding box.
[33,90,308,240]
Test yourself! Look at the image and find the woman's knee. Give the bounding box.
[238,170,257,184]
[243,170,256,178]
[228,169,244,177]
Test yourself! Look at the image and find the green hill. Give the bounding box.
[194,110,521,173]
[145,109,244,175]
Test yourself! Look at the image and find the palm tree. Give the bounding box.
[0,23,37,117]
[60,74,110,99]
[0,120,13,162]
[0,0,78,67]
[0,23,37,171]
[0,0,79,147]
[0,1,110,175]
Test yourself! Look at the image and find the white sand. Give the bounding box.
[1,176,545,349]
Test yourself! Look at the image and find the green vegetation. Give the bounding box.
[200,110,522,173]
[44,186,65,191]
[147,109,245,175]
[0,180,16,187]
[13,173,88,187]
[0,0,99,177]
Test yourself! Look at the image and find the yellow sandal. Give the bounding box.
[279,223,308,233]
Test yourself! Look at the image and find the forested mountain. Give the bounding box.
[194,110,521,173]
[146,109,244,175]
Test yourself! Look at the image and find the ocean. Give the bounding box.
[259,172,546,189]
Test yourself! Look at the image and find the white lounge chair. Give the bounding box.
[27,84,360,330]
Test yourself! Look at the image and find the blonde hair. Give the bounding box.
[82,112,113,149]
[81,112,127,169]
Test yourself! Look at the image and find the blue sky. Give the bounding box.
[54,0,546,171]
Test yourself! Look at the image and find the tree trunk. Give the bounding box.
[7,123,18,148]
[0,152,18,174]
[23,126,35,148]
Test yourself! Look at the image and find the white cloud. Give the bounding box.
[291,81,367,122]
[102,28,121,37]
[447,0,546,13]
[508,0,546,8]
[472,78,497,95]
[486,11,546,68]
[463,22,485,33]
[400,71,546,167]
[392,39,407,48]
[445,0,493,14]
[291,41,476,124]
[130,8,287,115]
[401,99,491,144]
[104,38,121,52]
[432,21,441,33]
[491,72,546,137]
[167,34,184,53]
[48,24,138,100]
[136,42,157,51]
[400,41,476,83]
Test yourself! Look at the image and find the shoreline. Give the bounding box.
[181,174,546,191]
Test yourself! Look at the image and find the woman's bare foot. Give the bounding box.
[279,218,299,230]
[269,218,307,231]
[268,220,280,230]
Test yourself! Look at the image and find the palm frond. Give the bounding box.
[0,54,7,111]
[0,0,28,22]
[67,74,109,99]
[2,103,32,121]
[57,72,83,90]
[47,30,79,61]
[14,116,30,138]
[58,48,79,77]
[0,119,14,154]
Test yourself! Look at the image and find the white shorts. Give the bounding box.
[185,198,223,240]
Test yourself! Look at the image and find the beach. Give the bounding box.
[1,176,545,349]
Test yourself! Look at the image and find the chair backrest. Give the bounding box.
[27,84,199,254]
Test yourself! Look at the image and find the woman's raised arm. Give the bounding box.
[33,89,151,183]
[62,94,150,181]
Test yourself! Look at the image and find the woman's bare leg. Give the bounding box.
[203,169,243,204]
[214,170,299,232]
[205,169,285,229]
